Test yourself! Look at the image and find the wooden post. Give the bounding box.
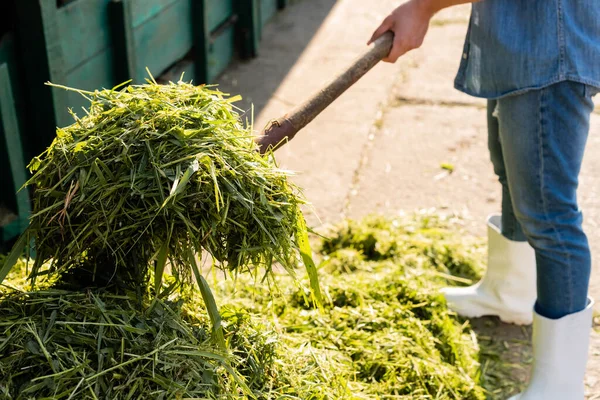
[0,35,31,243]
[110,0,136,84]
[192,0,211,83]
[235,0,260,59]
[14,0,60,159]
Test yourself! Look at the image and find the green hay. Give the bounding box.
[216,214,523,399]
[1,80,315,293]
[214,215,488,399]
[319,214,485,282]
[0,289,277,399]
[1,214,523,399]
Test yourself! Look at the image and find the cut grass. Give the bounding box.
[0,288,273,399]
[0,214,524,399]
[1,79,317,299]
[215,214,523,399]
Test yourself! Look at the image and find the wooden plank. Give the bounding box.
[207,0,234,32]
[158,58,195,84]
[16,0,117,135]
[160,24,236,84]
[41,0,71,128]
[260,0,278,28]
[125,0,235,83]
[151,0,236,84]
[0,57,31,242]
[52,0,117,124]
[45,0,115,127]
[110,0,136,83]
[130,0,179,28]
[208,25,236,82]
[66,49,115,91]
[0,62,28,212]
[56,0,113,72]
[14,0,58,159]
[236,0,260,59]
[131,0,193,82]
[60,49,116,122]
[191,0,210,84]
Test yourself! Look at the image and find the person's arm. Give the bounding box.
[369,0,481,63]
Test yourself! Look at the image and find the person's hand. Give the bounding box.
[368,0,435,63]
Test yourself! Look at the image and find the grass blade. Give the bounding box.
[187,246,225,349]
[0,232,28,286]
[295,210,322,307]
[154,238,169,294]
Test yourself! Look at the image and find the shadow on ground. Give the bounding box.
[216,0,337,120]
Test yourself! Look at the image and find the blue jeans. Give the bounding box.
[488,81,597,320]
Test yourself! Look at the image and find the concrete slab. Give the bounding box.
[347,103,498,234]
[219,0,404,225]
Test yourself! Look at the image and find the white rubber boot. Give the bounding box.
[441,214,536,325]
[510,299,595,400]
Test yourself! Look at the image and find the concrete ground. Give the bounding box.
[219,0,600,398]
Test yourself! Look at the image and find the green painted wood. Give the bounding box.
[15,0,61,158]
[207,0,234,32]
[191,0,210,84]
[110,0,136,83]
[41,1,71,128]
[56,0,113,72]
[49,0,115,126]
[64,49,116,119]
[260,0,279,28]
[130,0,179,27]
[208,25,235,82]
[236,0,280,58]
[16,0,117,144]
[236,0,260,59]
[125,0,234,83]
[162,23,236,84]
[131,0,193,82]
[15,0,241,162]
[0,37,31,243]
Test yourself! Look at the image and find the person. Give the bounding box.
[370,1,599,399]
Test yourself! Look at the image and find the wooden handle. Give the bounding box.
[257,31,394,153]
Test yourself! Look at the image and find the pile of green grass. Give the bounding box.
[0,289,264,399]
[214,214,490,399]
[0,255,283,399]
[0,79,316,294]
[1,213,520,399]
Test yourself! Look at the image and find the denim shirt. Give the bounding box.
[454,0,600,99]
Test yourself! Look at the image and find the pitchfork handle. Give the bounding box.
[257,31,395,153]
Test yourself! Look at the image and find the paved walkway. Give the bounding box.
[219,1,600,397]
